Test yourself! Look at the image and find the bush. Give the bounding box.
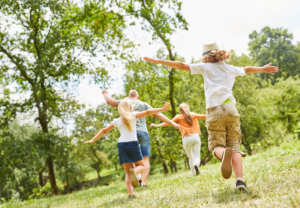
[29,181,64,199]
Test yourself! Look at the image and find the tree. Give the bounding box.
[0,0,125,195]
[74,104,115,182]
[248,27,300,83]
[118,0,188,117]
[228,50,289,155]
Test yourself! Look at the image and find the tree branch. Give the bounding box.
[0,44,34,85]
[30,8,41,60]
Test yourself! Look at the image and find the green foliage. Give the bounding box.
[249,26,300,83]
[228,52,292,154]
[0,0,126,195]
[29,181,64,199]
[116,0,188,48]
[74,104,118,181]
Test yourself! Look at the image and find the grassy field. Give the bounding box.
[2,140,300,208]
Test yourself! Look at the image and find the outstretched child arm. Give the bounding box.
[150,123,171,128]
[143,57,191,72]
[150,115,179,128]
[84,124,114,144]
[136,103,170,119]
[244,63,278,75]
[195,114,206,119]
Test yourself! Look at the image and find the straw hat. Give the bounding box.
[202,43,220,57]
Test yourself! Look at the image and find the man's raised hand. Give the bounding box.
[263,63,279,75]
[143,57,160,64]
[102,89,108,95]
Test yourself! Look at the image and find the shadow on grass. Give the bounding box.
[210,186,259,205]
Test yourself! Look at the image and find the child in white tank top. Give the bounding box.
[84,100,170,198]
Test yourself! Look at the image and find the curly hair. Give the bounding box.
[202,50,231,63]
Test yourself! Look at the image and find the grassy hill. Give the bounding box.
[2,140,300,208]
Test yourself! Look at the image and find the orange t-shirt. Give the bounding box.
[172,113,206,138]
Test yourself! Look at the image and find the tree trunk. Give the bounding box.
[66,171,69,194]
[205,155,213,164]
[114,163,118,171]
[96,165,101,183]
[168,68,177,118]
[0,183,2,202]
[168,162,173,173]
[46,155,58,195]
[201,151,211,166]
[154,137,169,174]
[171,159,178,172]
[38,169,45,187]
[6,183,9,200]
[38,103,58,195]
[162,161,169,174]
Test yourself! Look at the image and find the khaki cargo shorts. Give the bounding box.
[206,104,246,157]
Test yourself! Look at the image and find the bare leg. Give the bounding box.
[122,163,134,195]
[232,152,243,178]
[133,160,145,175]
[141,157,150,185]
[214,147,226,160]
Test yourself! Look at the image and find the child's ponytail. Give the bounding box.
[179,103,193,126]
[118,100,133,131]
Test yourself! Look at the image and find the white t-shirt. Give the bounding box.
[189,61,245,109]
[111,112,138,143]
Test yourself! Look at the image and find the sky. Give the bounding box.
[75,0,300,108]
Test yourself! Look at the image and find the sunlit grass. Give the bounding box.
[85,166,124,181]
[2,141,300,208]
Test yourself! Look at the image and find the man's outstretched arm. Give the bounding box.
[102,89,118,107]
[143,57,191,72]
[244,63,279,75]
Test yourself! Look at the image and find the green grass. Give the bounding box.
[2,141,300,208]
[85,166,124,181]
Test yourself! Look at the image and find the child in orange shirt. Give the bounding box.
[150,103,206,176]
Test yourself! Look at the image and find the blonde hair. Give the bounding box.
[118,100,133,131]
[202,50,231,63]
[179,103,193,125]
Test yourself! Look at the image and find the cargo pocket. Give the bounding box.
[208,130,226,152]
[206,116,221,131]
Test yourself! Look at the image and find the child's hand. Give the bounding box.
[263,63,279,75]
[150,123,156,128]
[171,122,180,130]
[84,140,94,144]
[143,57,160,64]
[162,103,170,111]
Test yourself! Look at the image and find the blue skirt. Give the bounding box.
[118,141,143,164]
